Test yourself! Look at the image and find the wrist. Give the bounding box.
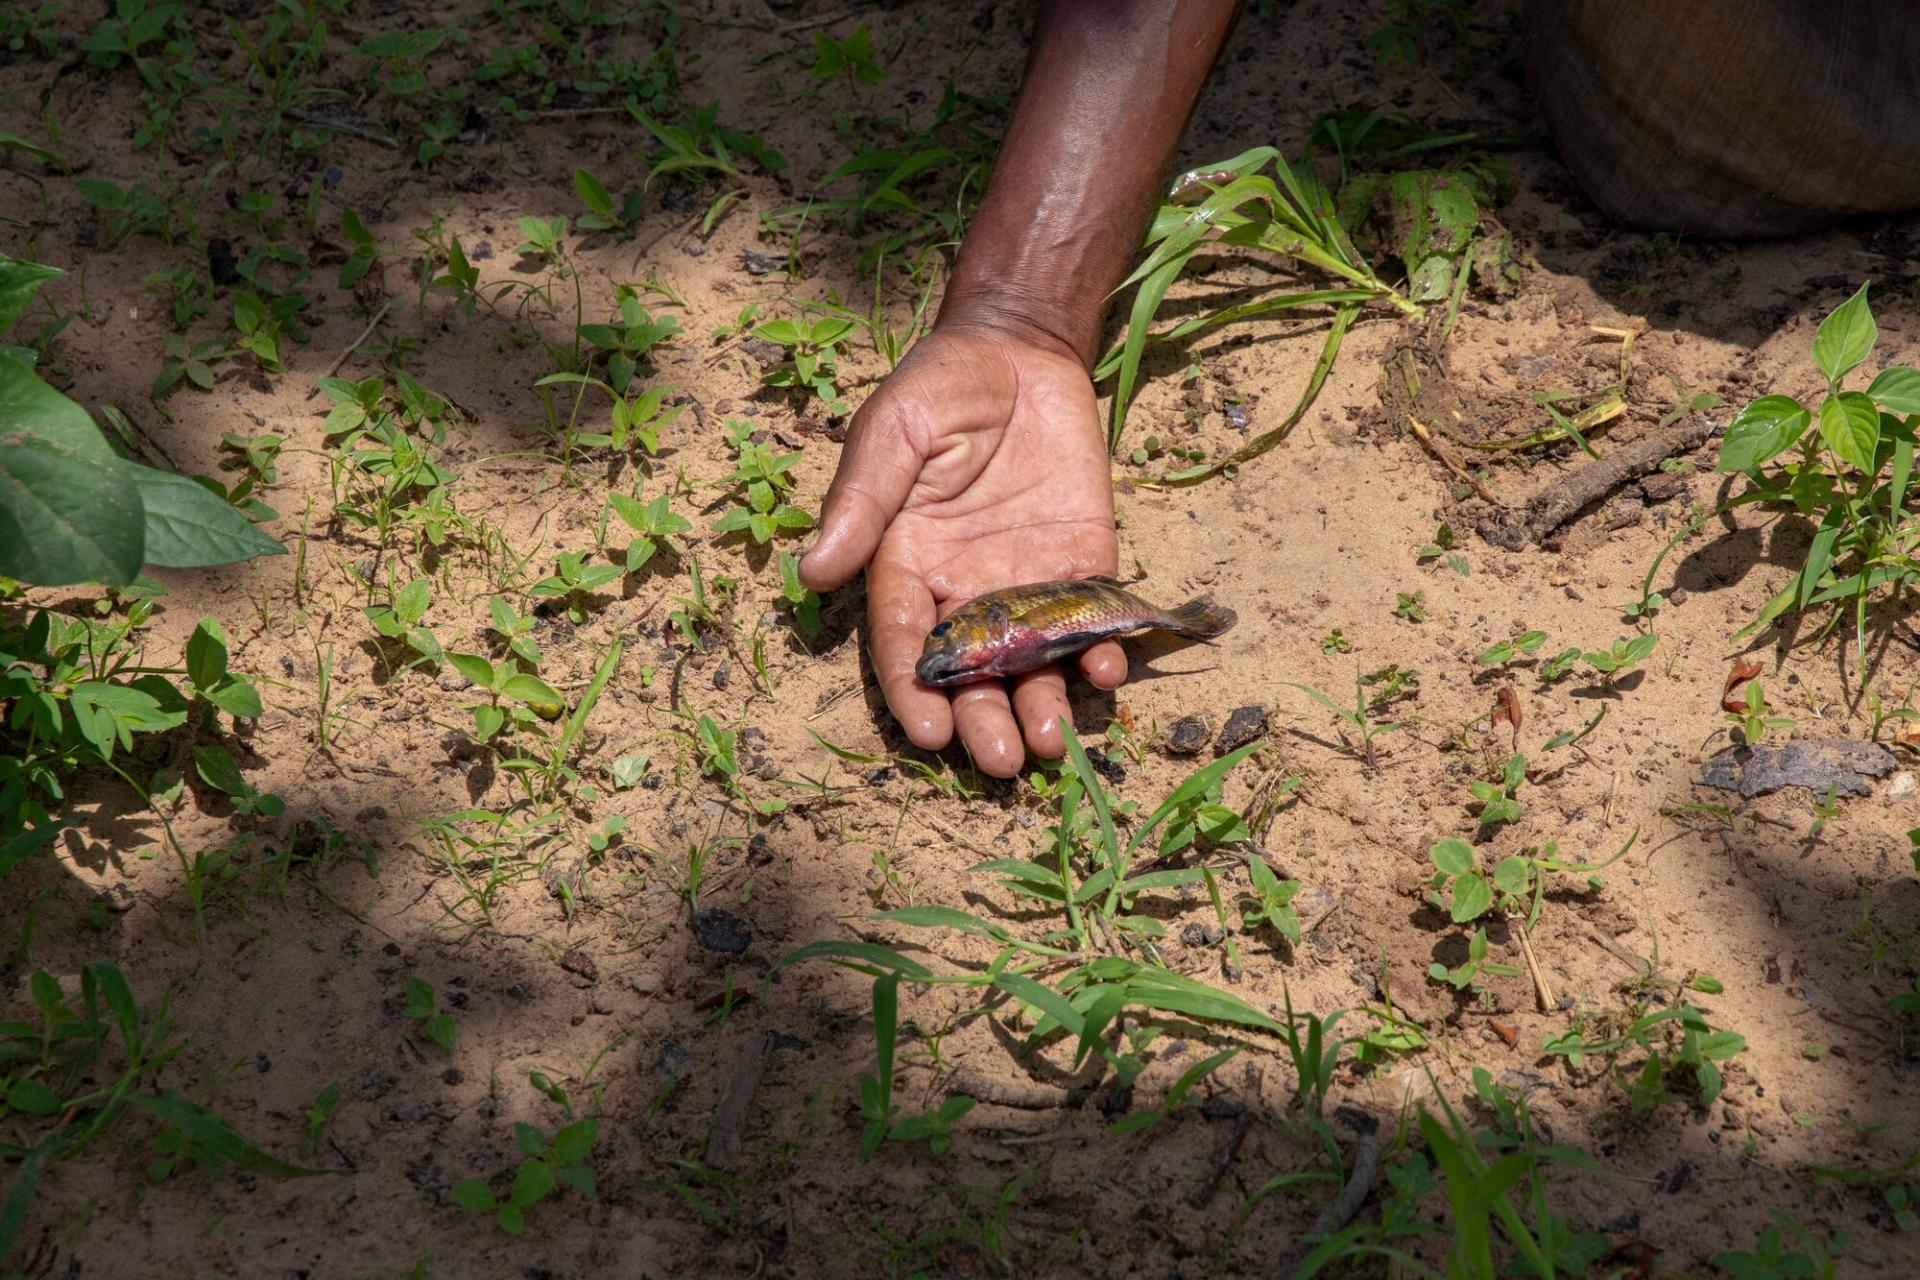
[934,281,1098,369]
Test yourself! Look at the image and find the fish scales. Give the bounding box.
[914,576,1236,688]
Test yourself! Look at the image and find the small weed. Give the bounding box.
[1393,589,1426,622]
[1284,676,1414,768]
[451,1117,598,1236]
[402,977,457,1050]
[1726,680,1794,746]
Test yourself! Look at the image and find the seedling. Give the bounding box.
[856,972,974,1159]
[447,652,565,741]
[1393,589,1426,622]
[808,21,885,87]
[753,314,853,415]
[528,550,621,623]
[1108,1046,1241,1136]
[1319,627,1351,655]
[402,977,456,1050]
[486,597,542,667]
[1428,927,1518,994]
[451,1118,597,1236]
[1468,752,1525,828]
[1418,522,1469,576]
[712,435,813,544]
[608,492,692,572]
[577,288,680,393]
[1582,634,1657,685]
[1283,677,1413,768]
[192,744,284,819]
[1718,680,1792,747]
[1429,832,1632,927]
[1537,646,1581,683]
[1479,629,1546,667]
[778,551,822,635]
[365,578,443,673]
[1543,1005,1744,1112]
[608,754,649,791]
[585,816,625,856]
[300,1082,341,1157]
[1357,663,1419,711]
[1237,857,1301,944]
[1711,1212,1849,1280]
[573,167,645,238]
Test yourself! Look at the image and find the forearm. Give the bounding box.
[937,0,1243,366]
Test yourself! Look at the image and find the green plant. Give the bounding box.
[1418,521,1469,576]
[528,550,622,623]
[752,314,854,415]
[1537,646,1580,684]
[1429,832,1631,928]
[365,578,444,674]
[577,287,680,393]
[450,1117,598,1236]
[486,596,542,667]
[299,1082,341,1157]
[808,21,884,88]
[1711,1212,1848,1279]
[777,551,822,635]
[402,977,456,1050]
[1393,589,1427,622]
[1319,627,1351,655]
[712,434,813,545]
[192,743,284,819]
[1726,680,1794,746]
[1,256,285,589]
[1544,1005,1745,1112]
[1582,634,1657,685]
[1479,629,1546,667]
[607,491,691,573]
[1,963,317,1269]
[1283,677,1414,768]
[573,167,644,238]
[856,972,975,1159]
[1428,927,1519,994]
[1647,283,1920,680]
[1237,857,1301,944]
[1467,752,1525,828]
[1108,1046,1241,1136]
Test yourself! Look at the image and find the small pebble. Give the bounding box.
[1165,717,1210,756]
[1213,705,1269,755]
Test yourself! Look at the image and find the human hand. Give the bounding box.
[797,324,1124,777]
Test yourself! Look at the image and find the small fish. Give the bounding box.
[915,577,1236,688]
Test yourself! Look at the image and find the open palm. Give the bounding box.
[799,326,1124,776]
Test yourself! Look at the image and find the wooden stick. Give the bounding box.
[1515,916,1556,1012]
[1405,413,1500,504]
[703,1030,773,1170]
[304,300,392,400]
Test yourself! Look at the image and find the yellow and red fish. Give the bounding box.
[914,577,1236,688]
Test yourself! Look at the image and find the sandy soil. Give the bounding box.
[5,1,1920,1277]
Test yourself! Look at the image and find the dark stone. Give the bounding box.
[207,237,240,285]
[559,950,598,983]
[1165,716,1210,756]
[1213,705,1270,755]
[1084,747,1125,782]
[1181,921,1225,947]
[1698,738,1896,799]
[738,250,784,275]
[690,907,752,954]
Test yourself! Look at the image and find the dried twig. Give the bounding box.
[704,1030,773,1169]
[1515,916,1557,1011]
[305,300,392,400]
[289,110,400,150]
[1522,413,1716,542]
[1406,413,1500,504]
[1282,1107,1382,1270]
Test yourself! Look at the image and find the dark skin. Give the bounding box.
[799,0,1242,778]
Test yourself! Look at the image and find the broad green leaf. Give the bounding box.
[548,1118,597,1166]
[1869,365,1920,414]
[0,353,142,585]
[186,617,230,691]
[193,744,248,797]
[1430,838,1474,876]
[501,674,562,706]
[1450,875,1493,923]
[451,1178,496,1212]
[1492,856,1530,896]
[119,460,284,568]
[0,254,62,336]
[572,169,615,216]
[447,652,495,688]
[0,131,60,165]
[1819,392,1881,472]
[1811,282,1875,386]
[1716,395,1811,472]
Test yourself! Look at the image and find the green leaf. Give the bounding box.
[502,674,562,706]
[185,617,230,691]
[1492,856,1530,896]
[125,1091,321,1177]
[1819,391,1881,471]
[1450,875,1493,923]
[774,940,934,980]
[119,460,284,568]
[0,356,143,585]
[451,1178,496,1212]
[448,652,495,688]
[0,254,63,336]
[1869,365,1920,414]
[871,906,1014,942]
[548,1118,597,1167]
[0,131,60,166]
[1716,395,1811,472]
[1431,838,1474,876]
[572,169,615,217]
[193,744,249,798]
[1811,282,1875,386]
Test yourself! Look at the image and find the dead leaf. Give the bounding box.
[1721,659,1763,713]
[1489,1019,1519,1047]
[1492,686,1522,751]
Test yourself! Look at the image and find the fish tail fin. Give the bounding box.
[1164,595,1237,640]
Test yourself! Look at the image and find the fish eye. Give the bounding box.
[930,620,953,638]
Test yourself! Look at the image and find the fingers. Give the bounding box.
[799,388,926,592]
[1011,666,1072,760]
[867,558,952,752]
[1078,640,1127,690]
[951,681,1026,778]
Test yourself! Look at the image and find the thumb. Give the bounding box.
[798,387,926,591]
